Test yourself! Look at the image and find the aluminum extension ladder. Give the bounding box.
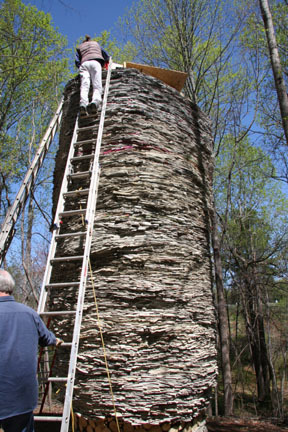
[0,100,64,266]
[35,60,112,431]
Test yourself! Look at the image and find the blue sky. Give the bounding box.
[23,0,134,49]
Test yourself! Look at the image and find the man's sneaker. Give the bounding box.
[79,105,87,116]
[88,100,102,115]
[89,102,98,115]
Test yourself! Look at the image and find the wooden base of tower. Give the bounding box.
[74,413,208,432]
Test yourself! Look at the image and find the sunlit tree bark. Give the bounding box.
[259,0,288,144]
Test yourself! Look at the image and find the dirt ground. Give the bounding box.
[206,417,288,432]
[35,417,288,432]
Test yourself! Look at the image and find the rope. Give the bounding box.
[71,404,75,432]
[79,206,121,432]
[88,257,121,432]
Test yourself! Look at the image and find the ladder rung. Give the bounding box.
[85,112,99,118]
[68,171,90,180]
[71,154,94,162]
[34,416,63,422]
[63,189,89,198]
[74,139,95,146]
[62,342,72,347]
[46,282,79,289]
[50,255,84,263]
[48,377,68,382]
[77,125,98,132]
[59,209,86,218]
[55,231,86,239]
[40,310,76,316]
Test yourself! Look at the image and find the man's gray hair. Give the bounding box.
[0,269,15,294]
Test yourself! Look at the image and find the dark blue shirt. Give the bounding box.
[0,296,56,420]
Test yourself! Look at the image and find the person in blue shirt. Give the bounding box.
[0,269,61,432]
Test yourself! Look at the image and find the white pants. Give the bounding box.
[79,60,102,106]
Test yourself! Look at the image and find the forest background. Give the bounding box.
[1,0,288,424]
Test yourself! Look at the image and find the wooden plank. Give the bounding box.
[124,62,188,92]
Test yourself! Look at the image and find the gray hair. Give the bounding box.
[0,269,15,294]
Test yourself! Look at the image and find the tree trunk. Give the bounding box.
[212,208,234,415]
[21,196,38,305]
[243,275,271,404]
[259,0,288,144]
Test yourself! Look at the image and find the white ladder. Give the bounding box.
[0,99,64,265]
[35,60,112,432]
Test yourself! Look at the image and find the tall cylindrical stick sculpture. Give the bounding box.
[51,67,216,432]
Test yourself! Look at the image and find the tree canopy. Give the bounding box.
[0,0,70,213]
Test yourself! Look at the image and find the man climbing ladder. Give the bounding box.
[75,35,109,116]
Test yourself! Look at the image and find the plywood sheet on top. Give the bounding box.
[124,62,188,92]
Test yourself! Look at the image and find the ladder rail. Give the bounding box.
[37,109,80,315]
[35,62,113,430]
[0,98,64,265]
[60,60,113,432]
[84,63,112,227]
